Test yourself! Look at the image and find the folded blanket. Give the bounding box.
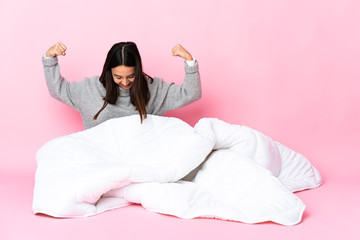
[33,115,321,225]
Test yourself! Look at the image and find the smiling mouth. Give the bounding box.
[119,83,132,89]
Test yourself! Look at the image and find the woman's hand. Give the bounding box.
[45,42,67,58]
[172,44,193,61]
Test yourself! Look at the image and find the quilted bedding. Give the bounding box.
[33,115,321,225]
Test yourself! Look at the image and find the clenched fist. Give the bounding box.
[172,44,193,61]
[46,42,67,58]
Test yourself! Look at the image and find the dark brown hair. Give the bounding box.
[93,42,152,123]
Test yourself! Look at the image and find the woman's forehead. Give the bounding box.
[112,65,135,76]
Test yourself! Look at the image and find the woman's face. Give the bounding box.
[111,65,135,90]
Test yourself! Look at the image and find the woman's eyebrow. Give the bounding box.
[114,73,135,77]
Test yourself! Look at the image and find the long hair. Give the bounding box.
[93,42,153,123]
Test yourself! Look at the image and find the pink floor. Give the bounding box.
[1,143,359,240]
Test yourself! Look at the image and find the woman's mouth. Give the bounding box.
[119,82,132,89]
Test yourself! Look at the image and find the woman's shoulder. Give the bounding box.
[74,76,104,94]
[146,76,165,86]
[81,75,101,85]
[147,76,165,90]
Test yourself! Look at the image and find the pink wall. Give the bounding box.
[1,0,359,175]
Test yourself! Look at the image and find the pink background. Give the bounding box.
[1,0,359,239]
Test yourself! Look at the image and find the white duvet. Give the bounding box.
[33,115,321,225]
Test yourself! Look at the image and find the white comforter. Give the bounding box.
[33,115,322,225]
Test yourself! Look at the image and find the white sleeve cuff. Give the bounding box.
[186,58,196,66]
[43,54,54,59]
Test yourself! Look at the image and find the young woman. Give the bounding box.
[43,42,201,129]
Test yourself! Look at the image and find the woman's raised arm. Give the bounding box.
[42,42,81,111]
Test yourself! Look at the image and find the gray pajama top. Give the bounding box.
[42,56,201,129]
